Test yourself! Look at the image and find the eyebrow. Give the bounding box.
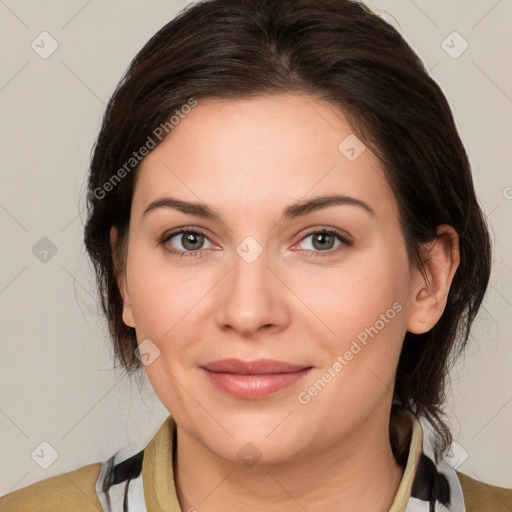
[142,194,376,221]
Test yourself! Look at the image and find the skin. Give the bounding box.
[112,94,460,511]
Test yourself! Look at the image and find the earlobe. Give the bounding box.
[121,302,136,329]
[110,226,136,328]
[406,224,460,334]
[119,271,135,328]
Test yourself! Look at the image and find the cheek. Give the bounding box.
[126,247,208,340]
[125,250,205,412]
[293,253,408,346]
[297,250,409,393]
[294,272,407,424]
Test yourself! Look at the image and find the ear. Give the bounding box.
[406,224,460,334]
[110,226,135,328]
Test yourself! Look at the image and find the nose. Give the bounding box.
[214,243,291,338]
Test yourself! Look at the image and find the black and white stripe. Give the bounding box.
[95,447,146,512]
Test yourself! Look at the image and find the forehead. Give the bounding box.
[133,94,397,223]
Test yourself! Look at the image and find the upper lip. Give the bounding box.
[201,358,311,375]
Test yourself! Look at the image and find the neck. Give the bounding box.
[174,405,406,512]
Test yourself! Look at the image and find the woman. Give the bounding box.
[1,0,510,510]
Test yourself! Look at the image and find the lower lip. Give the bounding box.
[201,368,312,399]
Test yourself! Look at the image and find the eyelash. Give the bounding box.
[159,227,353,259]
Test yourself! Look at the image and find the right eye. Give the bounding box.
[161,229,216,257]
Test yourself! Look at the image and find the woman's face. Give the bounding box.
[118,94,425,464]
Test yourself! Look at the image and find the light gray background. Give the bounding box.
[0,0,511,496]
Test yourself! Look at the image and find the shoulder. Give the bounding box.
[0,462,102,512]
[457,471,512,511]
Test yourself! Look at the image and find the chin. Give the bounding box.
[203,423,309,467]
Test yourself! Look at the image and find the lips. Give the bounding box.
[201,358,310,375]
[200,358,313,399]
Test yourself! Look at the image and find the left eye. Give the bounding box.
[295,230,351,253]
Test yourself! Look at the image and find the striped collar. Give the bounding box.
[95,409,466,511]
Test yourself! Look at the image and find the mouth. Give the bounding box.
[200,358,313,399]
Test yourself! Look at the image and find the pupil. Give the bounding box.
[184,232,203,250]
[314,233,333,250]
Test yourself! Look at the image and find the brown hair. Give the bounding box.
[84,0,492,457]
